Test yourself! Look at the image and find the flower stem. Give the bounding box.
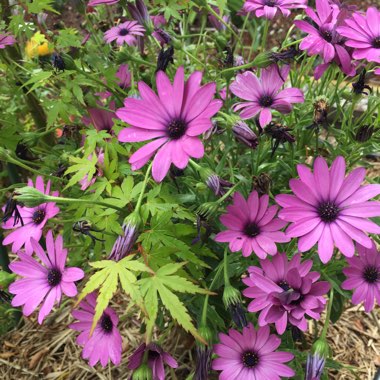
[46,195,124,212]
[321,288,334,339]
[135,162,153,213]
[223,248,231,286]
[261,19,269,52]
[201,294,210,326]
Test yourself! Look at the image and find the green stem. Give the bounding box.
[201,294,210,326]
[321,288,334,339]
[223,248,230,286]
[135,162,153,212]
[261,19,269,52]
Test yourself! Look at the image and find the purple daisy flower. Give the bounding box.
[337,7,380,64]
[294,0,356,79]
[9,230,84,324]
[116,64,131,90]
[214,191,289,259]
[276,156,380,263]
[0,34,16,49]
[69,292,123,367]
[128,342,178,380]
[82,101,116,134]
[243,253,330,334]
[116,66,222,182]
[212,323,295,379]
[230,65,304,127]
[104,21,145,46]
[242,0,307,19]
[2,176,60,255]
[342,241,380,312]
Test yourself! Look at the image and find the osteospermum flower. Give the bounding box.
[128,342,178,379]
[214,191,289,258]
[230,65,304,127]
[116,66,222,182]
[116,64,131,90]
[276,156,380,263]
[243,253,330,334]
[9,230,84,324]
[212,323,295,379]
[2,176,60,254]
[104,21,145,46]
[342,241,380,312]
[242,0,306,19]
[69,292,122,367]
[294,0,356,79]
[82,101,116,134]
[337,7,380,64]
[0,34,16,49]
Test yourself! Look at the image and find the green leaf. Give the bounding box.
[27,0,59,14]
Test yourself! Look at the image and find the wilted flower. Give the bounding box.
[2,177,60,254]
[116,64,131,90]
[230,65,304,127]
[69,292,122,367]
[156,46,174,72]
[276,156,380,263]
[208,6,230,31]
[232,121,258,149]
[215,191,289,258]
[242,0,306,19]
[354,125,374,143]
[253,173,272,196]
[82,102,116,134]
[2,197,24,227]
[352,69,372,95]
[264,122,295,157]
[51,52,65,72]
[337,7,380,64]
[116,66,222,182]
[127,0,150,27]
[243,253,330,334]
[0,34,16,49]
[72,220,105,243]
[342,241,380,312]
[9,230,84,324]
[212,323,295,379]
[109,212,141,261]
[104,21,145,46]
[270,47,300,65]
[313,97,329,126]
[128,342,178,380]
[153,28,171,46]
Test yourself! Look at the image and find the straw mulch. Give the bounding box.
[0,291,378,380]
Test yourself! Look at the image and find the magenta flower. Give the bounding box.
[104,21,145,46]
[82,101,116,134]
[337,7,380,64]
[242,0,306,19]
[276,156,380,263]
[294,0,355,79]
[116,64,131,90]
[78,149,105,191]
[116,66,222,182]
[375,68,380,76]
[208,6,230,31]
[9,230,84,324]
[342,241,380,312]
[128,342,178,379]
[69,292,122,367]
[2,176,60,254]
[88,0,119,6]
[0,34,16,49]
[243,253,330,334]
[212,323,295,379]
[230,65,304,127]
[214,191,289,259]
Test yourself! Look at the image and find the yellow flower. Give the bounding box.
[25,32,53,58]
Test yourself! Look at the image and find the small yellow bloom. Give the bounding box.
[25,33,53,58]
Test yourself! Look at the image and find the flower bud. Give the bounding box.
[108,212,142,261]
[13,186,50,207]
[232,121,258,149]
[251,52,273,68]
[354,125,374,143]
[223,285,247,328]
[305,337,329,380]
[195,326,213,380]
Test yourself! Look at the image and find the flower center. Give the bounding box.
[32,209,46,225]
[244,222,260,237]
[242,351,259,368]
[265,0,276,6]
[278,280,291,291]
[119,28,129,36]
[100,314,113,333]
[363,266,379,284]
[372,37,380,48]
[317,201,339,223]
[259,95,273,107]
[167,119,187,139]
[47,268,62,287]
[321,30,333,42]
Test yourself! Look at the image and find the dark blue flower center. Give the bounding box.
[372,37,380,48]
[119,28,129,36]
[32,209,46,225]
[259,95,274,107]
[317,201,339,223]
[265,0,276,6]
[167,119,187,139]
[47,268,62,287]
[278,280,291,291]
[242,351,259,368]
[100,314,113,333]
[363,266,379,284]
[321,30,333,43]
[244,222,260,237]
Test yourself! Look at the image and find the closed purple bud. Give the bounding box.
[232,122,258,149]
[305,353,325,380]
[152,28,171,46]
[205,174,232,197]
[127,0,150,26]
